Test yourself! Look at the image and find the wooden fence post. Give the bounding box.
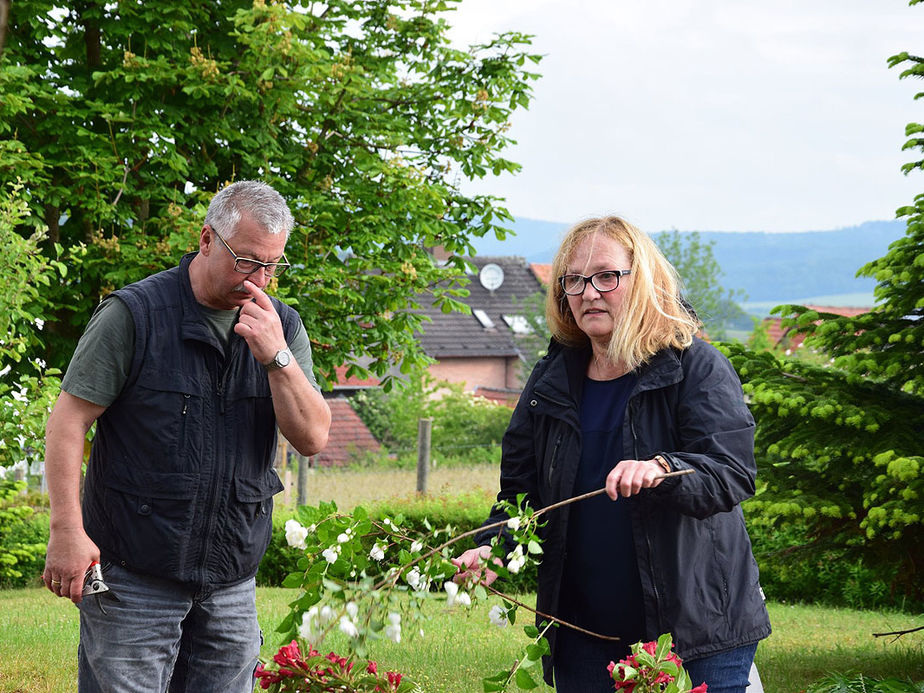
[297,453,309,507]
[416,417,432,495]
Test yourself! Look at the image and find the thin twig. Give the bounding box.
[872,625,923,639]
[373,470,696,602]
[484,584,620,641]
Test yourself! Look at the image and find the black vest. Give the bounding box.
[82,254,293,588]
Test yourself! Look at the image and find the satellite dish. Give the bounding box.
[479,263,505,292]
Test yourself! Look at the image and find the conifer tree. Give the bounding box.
[724,10,924,604]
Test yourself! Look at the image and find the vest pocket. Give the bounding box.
[102,468,199,577]
[220,469,285,580]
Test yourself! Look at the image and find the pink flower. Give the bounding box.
[367,660,378,674]
[387,671,402,689]
[691,684,708,693]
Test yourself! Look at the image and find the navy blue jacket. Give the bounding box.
[82,254,295,588]
[478,337,771,683]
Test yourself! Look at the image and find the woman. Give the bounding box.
[454,217,770,692]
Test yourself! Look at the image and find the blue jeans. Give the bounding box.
[78,562,261,693]
[684,642,759,693]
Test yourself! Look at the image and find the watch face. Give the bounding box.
[275,350,291,368]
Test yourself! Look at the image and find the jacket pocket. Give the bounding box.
[220,468,285,581]
[101,467,199,578]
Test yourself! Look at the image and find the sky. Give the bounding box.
[447,0,923,233]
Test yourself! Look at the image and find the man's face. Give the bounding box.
[197,214,288,310]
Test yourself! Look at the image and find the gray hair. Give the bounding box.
[204,180,294,239]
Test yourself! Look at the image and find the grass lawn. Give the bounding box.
[1,587,921,692]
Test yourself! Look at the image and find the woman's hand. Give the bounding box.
[605,458,666,500]
[452,545,502,587]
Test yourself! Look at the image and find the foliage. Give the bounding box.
[745,511,906,611]
[0,180,77,470]
[721,16,924,606]
[275,492,563,691]
[0,480,46,586]
[608,634,706,693]
[653,230,748,339]
[805,672,924,693]
[1,0,541,386]
[259,490,538,592]
[350,374,512,464]
[255,639,411,692]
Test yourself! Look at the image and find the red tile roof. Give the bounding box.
[333,364,381,388]
[763,305,872,349]
[314,397,381,467]
[530,263,553,286]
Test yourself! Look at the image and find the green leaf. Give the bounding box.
[515,668,538,689]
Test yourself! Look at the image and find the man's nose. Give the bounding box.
[248,267,271,288]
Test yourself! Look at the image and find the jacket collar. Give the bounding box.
[534,338,686,406]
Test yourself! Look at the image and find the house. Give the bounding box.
[413,255,547,401]
[315,255,549,466]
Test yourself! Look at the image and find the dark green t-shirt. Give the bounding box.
[62,297,319,407]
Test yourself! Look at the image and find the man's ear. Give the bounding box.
[198,225,212,255]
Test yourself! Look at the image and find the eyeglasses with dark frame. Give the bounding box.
[558,269,632,296]
[210,226,291,278]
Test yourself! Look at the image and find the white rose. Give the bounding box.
[506,516,521,531]
[339,616,359,638]
[410,540,423,553]
[443,581,459,606]
[322,545,340,564]
[369,543,386,561]
[384,612,402,643]
[455,591,471,607]
[405,567,422,590]
[284,519,309,550]
[488,604,509,627]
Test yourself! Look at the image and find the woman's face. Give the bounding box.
[564,232,633,344]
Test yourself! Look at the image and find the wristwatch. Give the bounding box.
[264,348,292,371]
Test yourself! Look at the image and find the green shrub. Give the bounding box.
[259,491,539,592]
[350,374,512,466]
[745,502,913,611]
[0,480,48,588]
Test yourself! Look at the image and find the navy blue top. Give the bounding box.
[558,374,646,641]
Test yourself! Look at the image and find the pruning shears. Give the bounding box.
[82,561,120,614]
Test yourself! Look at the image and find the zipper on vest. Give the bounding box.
[181,393,190,415]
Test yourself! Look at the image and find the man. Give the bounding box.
[42,180,331,692]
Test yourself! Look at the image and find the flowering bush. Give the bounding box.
[272,475,692,691]
[254,639,411,692]
[609,634,706,693]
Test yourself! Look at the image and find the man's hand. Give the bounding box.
[234,280,287,365]
[452,545,502,587]
[43,528,100,604]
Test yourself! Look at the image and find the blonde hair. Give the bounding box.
[545,216,700,372]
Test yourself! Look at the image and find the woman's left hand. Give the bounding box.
[605,458,665,499]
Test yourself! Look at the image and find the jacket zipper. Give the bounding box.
[630,397,665,634]
[548,434,562,485]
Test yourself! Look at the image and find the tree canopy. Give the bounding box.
[0,0,540,386]
[653,230,748,339]
[723,18,924,603]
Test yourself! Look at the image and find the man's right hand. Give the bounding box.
[452,545,502,587]
[43,527,100,604]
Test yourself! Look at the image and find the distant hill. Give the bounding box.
[471,218,907,307]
